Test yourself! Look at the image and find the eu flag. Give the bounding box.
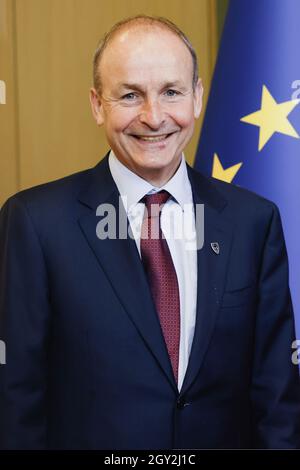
[195,0,300,336]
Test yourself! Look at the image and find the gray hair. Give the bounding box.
[93,15,199,94]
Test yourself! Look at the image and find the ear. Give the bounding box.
[89,88,104,126]
[193,78,203,119]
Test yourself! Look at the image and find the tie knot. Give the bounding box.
[142,190,171,212]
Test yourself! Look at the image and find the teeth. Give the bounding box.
[137,134,169,142]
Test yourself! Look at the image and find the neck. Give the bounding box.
[132,160,182,188]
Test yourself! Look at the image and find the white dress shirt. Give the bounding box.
[109,151,197,391]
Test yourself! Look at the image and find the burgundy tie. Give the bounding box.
[140,190,180,383]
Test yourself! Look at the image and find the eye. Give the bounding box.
[122,92,137,100]
[165,89,179,97]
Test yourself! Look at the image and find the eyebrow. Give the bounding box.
[119,81,187,91]
[119,83,144,92]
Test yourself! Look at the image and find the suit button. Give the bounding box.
[176,397,186,409]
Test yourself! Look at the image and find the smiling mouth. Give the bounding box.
[130,133,175,142]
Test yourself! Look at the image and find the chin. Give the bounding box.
[138,161,171,173]
[138,153,175,167]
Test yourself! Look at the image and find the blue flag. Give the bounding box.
[195,0,300,336]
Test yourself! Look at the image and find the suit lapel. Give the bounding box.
[77,156,177,392]
[180,166,233,395]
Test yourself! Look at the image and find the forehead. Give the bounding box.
[99,25,193,87]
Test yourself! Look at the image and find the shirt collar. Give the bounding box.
[108,150,193,214]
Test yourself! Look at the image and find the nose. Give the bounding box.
[139,98,165,130]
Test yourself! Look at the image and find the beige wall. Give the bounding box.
[0,0,218,206]
[0,0,19,203]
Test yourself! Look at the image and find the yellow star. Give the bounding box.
[212,153,242,183]
[241,85,300,151]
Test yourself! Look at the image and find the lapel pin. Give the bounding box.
[211,242,220,255]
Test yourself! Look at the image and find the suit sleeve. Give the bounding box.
[0,195,50,449]
[251,203,300,448]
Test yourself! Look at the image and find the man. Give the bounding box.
[0,15,299,449]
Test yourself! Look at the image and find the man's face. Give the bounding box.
[90,26,203,185]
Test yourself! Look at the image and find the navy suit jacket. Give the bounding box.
[0,154,300,449]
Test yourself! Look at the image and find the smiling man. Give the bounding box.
[0,15,300,450]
